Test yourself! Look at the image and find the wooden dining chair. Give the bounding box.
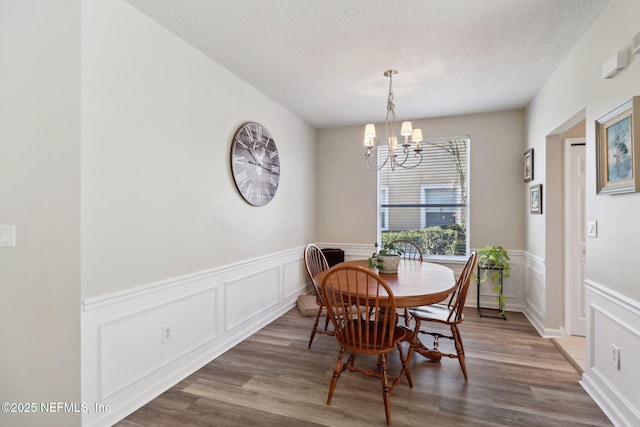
[407,251,478,381]
[389,239,423,326]
[321,265,412,426]
[390,239,423,262]
[303,244,333,348]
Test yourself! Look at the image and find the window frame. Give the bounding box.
[376,136,470,260]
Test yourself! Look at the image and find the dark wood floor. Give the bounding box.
[117,308,612,427]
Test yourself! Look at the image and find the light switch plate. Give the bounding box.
[0,225,16,247]
[587,220,598,238]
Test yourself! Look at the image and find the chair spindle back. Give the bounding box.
[321,265,397,352]
[304,244,330,305]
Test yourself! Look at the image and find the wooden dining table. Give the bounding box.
[314,258,457,361]
[314,259,456,308]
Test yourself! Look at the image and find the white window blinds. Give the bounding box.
[378,137,469,256]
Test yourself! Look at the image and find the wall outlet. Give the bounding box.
[162,325,173,344]
[611,344,620,370]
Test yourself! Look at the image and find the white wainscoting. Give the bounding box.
[81,247,307,427]
[471,250,526,314]
[581,281,640,427]
[522,251,547,336]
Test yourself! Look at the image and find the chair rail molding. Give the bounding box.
[81,246,306,427]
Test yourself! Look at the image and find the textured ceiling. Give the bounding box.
[124,0,610,129]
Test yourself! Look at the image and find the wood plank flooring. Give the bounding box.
[117,308,612,427]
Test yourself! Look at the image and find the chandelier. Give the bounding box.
[364,70,424,170]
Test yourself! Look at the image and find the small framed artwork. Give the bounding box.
[524,148,534,182]
[596,96,640,194]
[530,184,542,214]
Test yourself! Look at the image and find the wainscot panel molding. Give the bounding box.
[581,280,640,427]
[522,251,547,336]
[81,247,306,427]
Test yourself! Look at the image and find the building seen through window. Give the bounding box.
[378,137,469,257]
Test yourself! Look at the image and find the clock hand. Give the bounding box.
[248,160,278,175]
[252,143,265,163]
[244,146,261,164]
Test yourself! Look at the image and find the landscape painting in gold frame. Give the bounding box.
[596,96,640,194]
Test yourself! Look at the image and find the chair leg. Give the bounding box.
[327,347,345,405]
[403,308,410,326]
[324,312,331,331]
[379,353,392,426]
[406,318,421,365]
[396,342,413,388]
[308,306,323,348]
[451,324,468,381]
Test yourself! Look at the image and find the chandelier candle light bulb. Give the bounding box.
[364,70,425,170]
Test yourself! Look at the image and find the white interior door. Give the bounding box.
[565,138,586,336]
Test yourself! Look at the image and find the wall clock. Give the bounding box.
[230,122,280,206]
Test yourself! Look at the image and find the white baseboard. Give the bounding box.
[81,247,307,427]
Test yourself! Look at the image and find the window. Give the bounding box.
[380,187,389,231]
[420,185,462,228]
[378,137,469,257]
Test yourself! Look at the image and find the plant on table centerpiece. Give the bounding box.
[476,245,511,314]
[367,242,404,274]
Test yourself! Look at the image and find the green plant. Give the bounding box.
[476,245,511,314]
[381,223,467,256]
[367,242,404,269]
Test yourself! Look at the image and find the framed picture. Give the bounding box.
[596,96,640,194]
[524,148,534,182]
[530,184,542,214]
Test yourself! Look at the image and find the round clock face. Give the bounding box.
[230,122,280,206]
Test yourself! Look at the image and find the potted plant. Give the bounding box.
[477,245,511,314]
[367,242,404,273]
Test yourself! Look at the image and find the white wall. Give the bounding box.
[527,1,640,298]
[81,0,316,298]
[2,0,316,425]
[79,1,317,425]
[316,110,526,250]
[525,0,640,424]
[0,1,82,426]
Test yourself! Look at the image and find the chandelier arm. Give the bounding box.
[387,146,423,169]
[365,146,390,170]
[392,146,411,167]
[396,151,423,169]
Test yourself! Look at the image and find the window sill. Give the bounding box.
[423,254,468,265]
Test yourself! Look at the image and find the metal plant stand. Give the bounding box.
[476,265,507,320]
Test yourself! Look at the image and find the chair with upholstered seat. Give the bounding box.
[321,265,412,425]
[303,244,333,348]
[407,251,478,381]
[389,240,423,326]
